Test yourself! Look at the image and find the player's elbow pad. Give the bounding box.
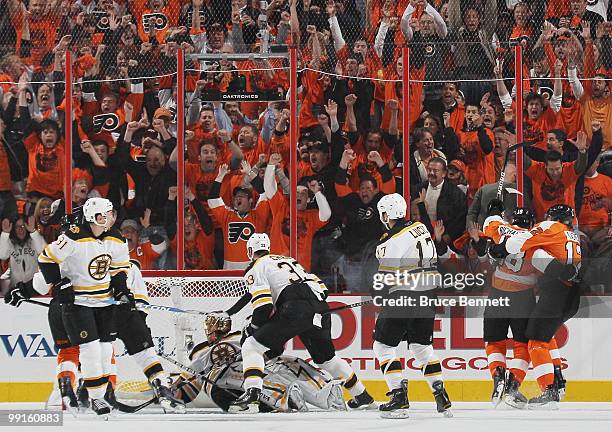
[544,259,577,282]
[251,304,274,328]
[38,262,62,286]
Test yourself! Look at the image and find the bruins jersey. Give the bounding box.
[505,220,581,272]
[243,255,327,313]
[38,224,130,306]
[483,216,537,292]
[375,220,440,292]
[176,332,243,403]
[128,264,150,307]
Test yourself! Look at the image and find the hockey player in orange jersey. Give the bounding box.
[479,205,537,409]
[489,204,580,408]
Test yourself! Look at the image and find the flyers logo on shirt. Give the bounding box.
[228,222,255,244]
[36,151,59,173]
[93,113,120,133]
[93,11,110,30]
[143,13,169,33]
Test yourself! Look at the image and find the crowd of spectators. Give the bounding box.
[0,0,610,295]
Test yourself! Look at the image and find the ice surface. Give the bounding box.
[2,402,611,432]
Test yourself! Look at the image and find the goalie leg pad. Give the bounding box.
[373,341,404,391]
[318,356,365,397]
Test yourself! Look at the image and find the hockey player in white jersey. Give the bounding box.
[217,233,374,413]
[172,314,347,412]
[37,198,132,417]
[373,193,452,418]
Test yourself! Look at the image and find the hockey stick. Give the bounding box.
[323,299,373,314]
[72,298,210,316]
[24,298,51,308]
[495,140,535,201]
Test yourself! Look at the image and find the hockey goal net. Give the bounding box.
[48,274,249,407]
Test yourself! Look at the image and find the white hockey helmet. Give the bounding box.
[377,193,407,229]
[246,233,271,260]
[83,197,114,228]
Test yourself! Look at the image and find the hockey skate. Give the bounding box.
[58,377,79,417]
[432,381,453,417]
[528,384,559,410]
[151,378,186,413]
[379,380,409,419]
[347,389,376,410]
[491,366,506,407]
[554,365,566,401]
[90,398,113,419]
[503,371,527,409]
[76,379,90,411]
[229,388,261,413]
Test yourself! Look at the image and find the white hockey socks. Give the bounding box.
[318,356,366,397]
[79,340,107,399]
[242,336,268,390]
[131,347,167,383]
[373,341,404,391]
[409,343,443,391]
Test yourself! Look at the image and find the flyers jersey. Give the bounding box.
[38,225,130,306]
[208,198,270,269]
[483,216,537,292]
[243,255,328,313]
[506,220,582,268]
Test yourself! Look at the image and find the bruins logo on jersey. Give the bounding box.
[89,254,112,280]
[228,222,255,244]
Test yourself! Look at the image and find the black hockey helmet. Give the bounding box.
[545,204,574,226]
[487,198,505,217]
[511,208,535,229]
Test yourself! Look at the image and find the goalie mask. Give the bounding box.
[377,193,407,229]
[204,313,232,344]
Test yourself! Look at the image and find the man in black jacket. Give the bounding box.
[413,157,467,244]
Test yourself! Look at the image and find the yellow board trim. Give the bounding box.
[4,380,612,402]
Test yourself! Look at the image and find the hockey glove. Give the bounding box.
[4,281,36,307]
[544,260,579,283]
[114,290,136,311]
[54,278,75,306]
[486,198,505,217]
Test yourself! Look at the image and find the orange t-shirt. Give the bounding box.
[267,190,327,272]
[185,164,242,204]
[24,134,64,198]
[525,161,581,221]
[456,128,496,199]
[523,107,560,150]
[208,199,271,269]
[169,233,215,270]
[298,69,326,130]
[579,173,612,229]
